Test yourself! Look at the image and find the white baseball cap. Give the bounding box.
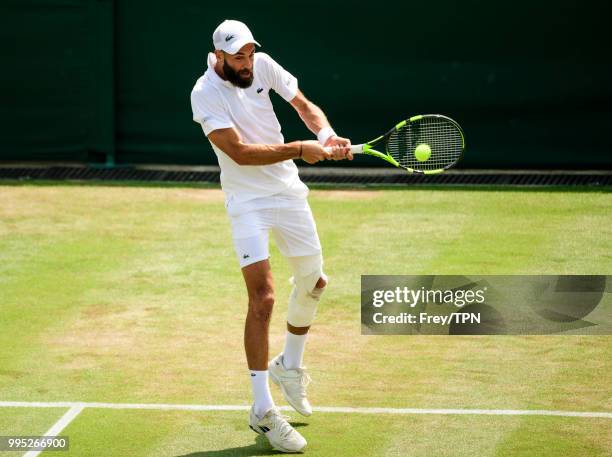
[212,20,261,55]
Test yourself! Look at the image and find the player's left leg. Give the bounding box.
[284,271,327,369]
[269,201,327,416]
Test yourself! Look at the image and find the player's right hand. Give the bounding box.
[300,140,331,164]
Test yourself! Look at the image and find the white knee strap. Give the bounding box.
[286,253,327,327]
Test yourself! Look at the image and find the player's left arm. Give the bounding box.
[289,90,353,160]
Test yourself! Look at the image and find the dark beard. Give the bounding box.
[223,59,254,88]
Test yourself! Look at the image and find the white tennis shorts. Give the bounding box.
[227,194,322,268]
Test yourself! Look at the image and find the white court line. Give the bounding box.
[1,401,610,419]
[22,404,84,457]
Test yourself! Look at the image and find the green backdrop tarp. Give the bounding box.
[0,0,114,162]
[1,0,611,168]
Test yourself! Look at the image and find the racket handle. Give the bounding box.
[323,144,364,155]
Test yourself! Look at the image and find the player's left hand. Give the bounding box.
[324,135,353,161]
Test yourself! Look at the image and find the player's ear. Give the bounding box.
[214,49,224,64]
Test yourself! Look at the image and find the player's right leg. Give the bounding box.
[229,205,306,453]
[242,258,275,403]
[242,259,307,453]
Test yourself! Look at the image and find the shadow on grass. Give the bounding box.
[176,423,309,457]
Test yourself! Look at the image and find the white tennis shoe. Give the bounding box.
[249,406,307,453]
[268,353,313,417]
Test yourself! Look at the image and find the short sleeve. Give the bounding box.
[258,53,298,102]
[191,88,234,136]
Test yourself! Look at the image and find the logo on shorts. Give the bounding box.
[243,254,250,259]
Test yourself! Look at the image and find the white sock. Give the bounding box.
[282,331,308,369]
[250,370,274,418]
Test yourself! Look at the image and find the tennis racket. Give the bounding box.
[325,114,465,174]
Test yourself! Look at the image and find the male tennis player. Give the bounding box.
[190,20,351,453]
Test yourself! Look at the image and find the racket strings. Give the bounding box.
[387,117,463,171]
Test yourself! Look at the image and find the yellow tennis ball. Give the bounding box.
[414,144,431,162]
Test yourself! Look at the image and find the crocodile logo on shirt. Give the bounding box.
[256,88,264,94]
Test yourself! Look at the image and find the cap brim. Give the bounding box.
[225,39,261,55]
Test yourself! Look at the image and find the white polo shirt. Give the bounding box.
[191,52,308,205]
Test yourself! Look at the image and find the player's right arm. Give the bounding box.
[207,127,331,166]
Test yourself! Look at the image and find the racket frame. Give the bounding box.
[357,114,465,174]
